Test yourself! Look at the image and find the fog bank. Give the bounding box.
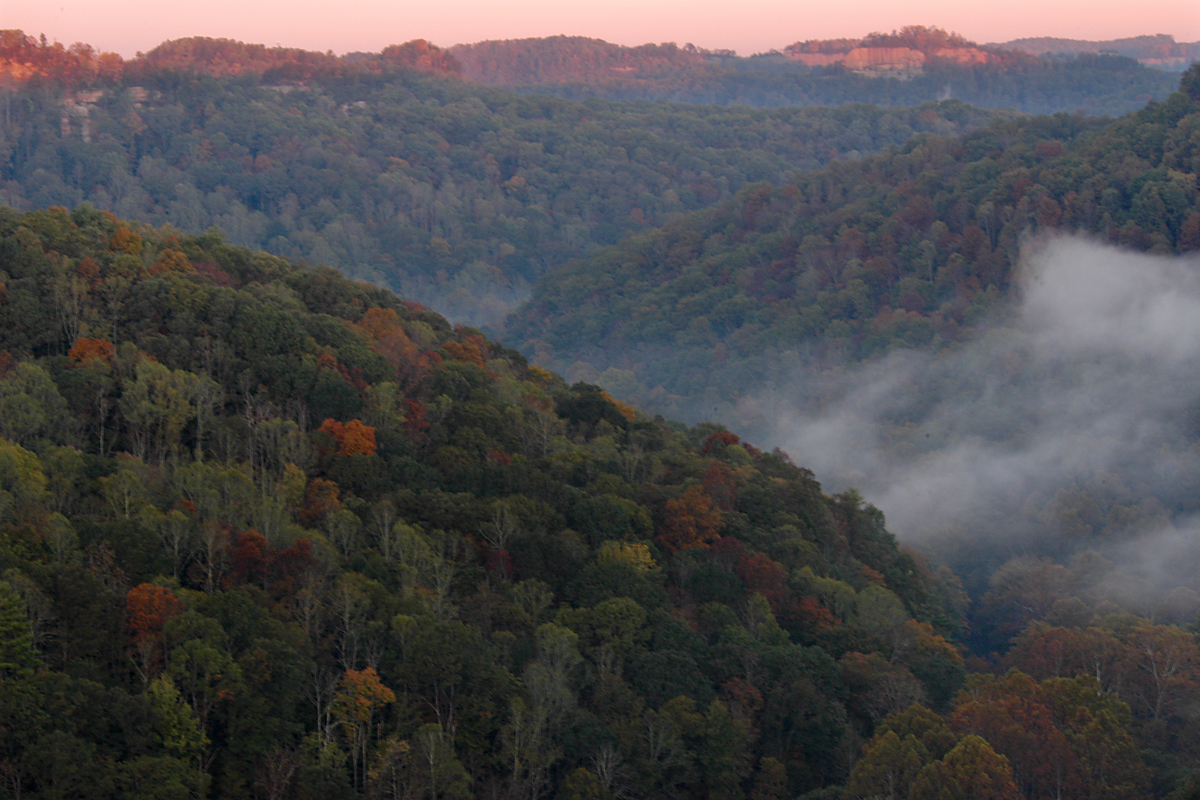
[748,236,1200,579]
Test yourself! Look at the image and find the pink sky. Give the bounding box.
[8,0,1200,58]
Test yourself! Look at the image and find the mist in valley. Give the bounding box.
[744,235,1200,614]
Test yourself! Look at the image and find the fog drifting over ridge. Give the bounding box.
[750,235,1200,582]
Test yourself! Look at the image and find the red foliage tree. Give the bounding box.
[126,583,185,682]
[225,528,273,589]
[700,430,741,456]
[702,462,738,510]
[403,398,431,440]
[950,672,1080,799]
[126,583,185,645]
[736,551,797,625]
[796,596,841,630]
[443,339,486,367]
[274,537,318,598]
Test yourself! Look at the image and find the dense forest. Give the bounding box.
[1,202,1200,800]
[506,68,1200,420]
[4,25,1200,800]
[502,71,1200,606]
[0,30,1008,325]
[0,27,1185,330]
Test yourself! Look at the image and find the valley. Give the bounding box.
[0,24,1198,800]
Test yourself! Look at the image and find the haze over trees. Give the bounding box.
[999,34,1200,71]
[506,68,1200,421]
[0,29,1008,325]
[449,27,1180,114]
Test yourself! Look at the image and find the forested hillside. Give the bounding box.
[4,28,1200,800]
[0,26,1183,331]
[449,30,1178,115]
[0,203,961,798]
[0,29,1002,325]
[2,203,1200,800]
[999,34,1200,71]
[8,194,1200,800]
[506,68,1200,420]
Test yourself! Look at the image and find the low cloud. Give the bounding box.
[748,235,1200,588]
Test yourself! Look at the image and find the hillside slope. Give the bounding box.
[1,204,1199,799]
[0,34,1001,326]
[0,203,972,798]
[506,68,1200,416]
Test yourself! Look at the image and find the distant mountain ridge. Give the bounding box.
[438,27,1181,115]
[0,30,462,87]
[999,33,1200,71]
[780,26,1017,77]
[0,26,1184,115]
[451,27,1031,85]
[449,36,713,85]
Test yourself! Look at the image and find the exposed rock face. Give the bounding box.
[786,44,993,76]
[788,46,926,76]
[842,47,926,74]
[931,47,992,65]
[786,52,844,67]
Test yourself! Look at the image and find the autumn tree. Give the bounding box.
[126,583,186,684]
[317,418,378,458]
[949,672,1078,799]
[332,666,396,791]
[843,729,928,800]
[657,485,723,554]
[1123,623,1200,721]
[910,734,1021,800]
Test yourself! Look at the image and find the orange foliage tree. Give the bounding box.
[656,485,723,554]
[443,340,486,367]
[149,249,194,275]
[68,337,115,367]
[333,667,396,790]
[911,734,1021,800]
[317,418,378,457]
[301,477,341,526]
[109,226,142,255]
[356,307,402,340]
